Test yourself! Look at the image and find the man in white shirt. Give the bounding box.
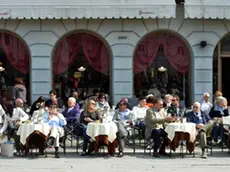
[0,98,29,134]
[200,93,213,115]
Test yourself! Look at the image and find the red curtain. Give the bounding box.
[134,32,190,75]
[53,33,110,75]
[0,33,30,74]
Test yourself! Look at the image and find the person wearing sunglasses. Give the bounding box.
[96,92,110,112]
[80,100,101,156]
[112,99,135,157]
[167,95,185,118]
[186,102,214,159]
[42,101,67,158]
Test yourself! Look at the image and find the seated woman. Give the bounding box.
[209,96,229,144]
[112,99,135,157]
[96,93,110,112]
[80,100,101,156]
[31,100,46,124]
[42,101,67,158]
[29,96,46,116]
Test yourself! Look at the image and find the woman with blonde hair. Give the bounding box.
[80,100,101,155]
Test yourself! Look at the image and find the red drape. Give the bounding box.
[0,33,30,74]
[134,32,190,75]
[53,33,110,75]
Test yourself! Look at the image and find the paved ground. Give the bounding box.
[0,147,230,172]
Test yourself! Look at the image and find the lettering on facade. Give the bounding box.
[139,10,154,15]
[0,10,11,16]
[118,36,127,40]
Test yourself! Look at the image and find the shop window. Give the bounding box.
[134,31,191,107]
[0,32,30,103]
[53,32,111,102]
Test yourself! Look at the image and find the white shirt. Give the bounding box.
[67,107,74,113]
[200,100,212,114]
[0,105,6,124]
[0,107,29,134]
[132,105,148,119]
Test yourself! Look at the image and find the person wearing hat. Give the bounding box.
[42,100,67,158]
[200,93,213,115]
[112,99,135,157]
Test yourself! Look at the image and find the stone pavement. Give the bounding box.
[0,147,230,172]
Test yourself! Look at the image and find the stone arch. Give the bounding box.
[0,29,31,103]
[133,29,193,105]
[51,29,113,101]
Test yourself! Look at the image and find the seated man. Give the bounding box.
[0,98,29,135]
[62,97,80,125]
[113,99,135,157]
[145,98,175,157]
[166,95,185,118]
[186,102,214,159]
[132,96,149,137]
[209,96,229,144]
[42,101,67,158]
[45,90,64,109]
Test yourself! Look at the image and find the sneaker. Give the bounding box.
[201,151,207,159]
[80,151,87,156]
[152,152,160,157]
[117,151,123,158]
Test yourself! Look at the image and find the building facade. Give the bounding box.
[1,0,230,104]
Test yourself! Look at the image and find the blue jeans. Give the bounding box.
[213,124,224,141]
[82,124,91,152]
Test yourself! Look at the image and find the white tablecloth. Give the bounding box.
[17,123,50,145]
[86,122,118,143]
[222,116,230,131]
[165,122,196,142]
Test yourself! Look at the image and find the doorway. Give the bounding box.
[222,58,230,102]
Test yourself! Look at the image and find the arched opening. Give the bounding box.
[0,31,30,103]
[213,34,230,102]
[133,30,192,107]
[52,31,111,102]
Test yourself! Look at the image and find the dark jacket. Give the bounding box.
[209,107,229,119]
[45,98,64,108]
[62,104,81,122]
[186,111,211,125]
[80,111,100,126]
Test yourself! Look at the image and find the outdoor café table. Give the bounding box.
[165,122,196,155]
[86,121,118,155]
[222,116,230,149]
[17,123,50,155]
[222,116,230,131]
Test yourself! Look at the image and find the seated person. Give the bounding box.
[163,94,173,108]
[96,92,110,112]
[80,100,101,156]
[115,98,132,110]
[29,96,46,116]
[186,102,214,159]
[145,98,175,157]
[31,100,46,124]
[0,98,29,134]
[0,103,6,126]
[42,101,67,158]
[45,90,64,109]
[200,93,213,115]
[167,95,185,118]
[209,96,229,144]
[132,96,149,135]
[112,99,135,157]
[62,97,80,125]
[146,94,154,108]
